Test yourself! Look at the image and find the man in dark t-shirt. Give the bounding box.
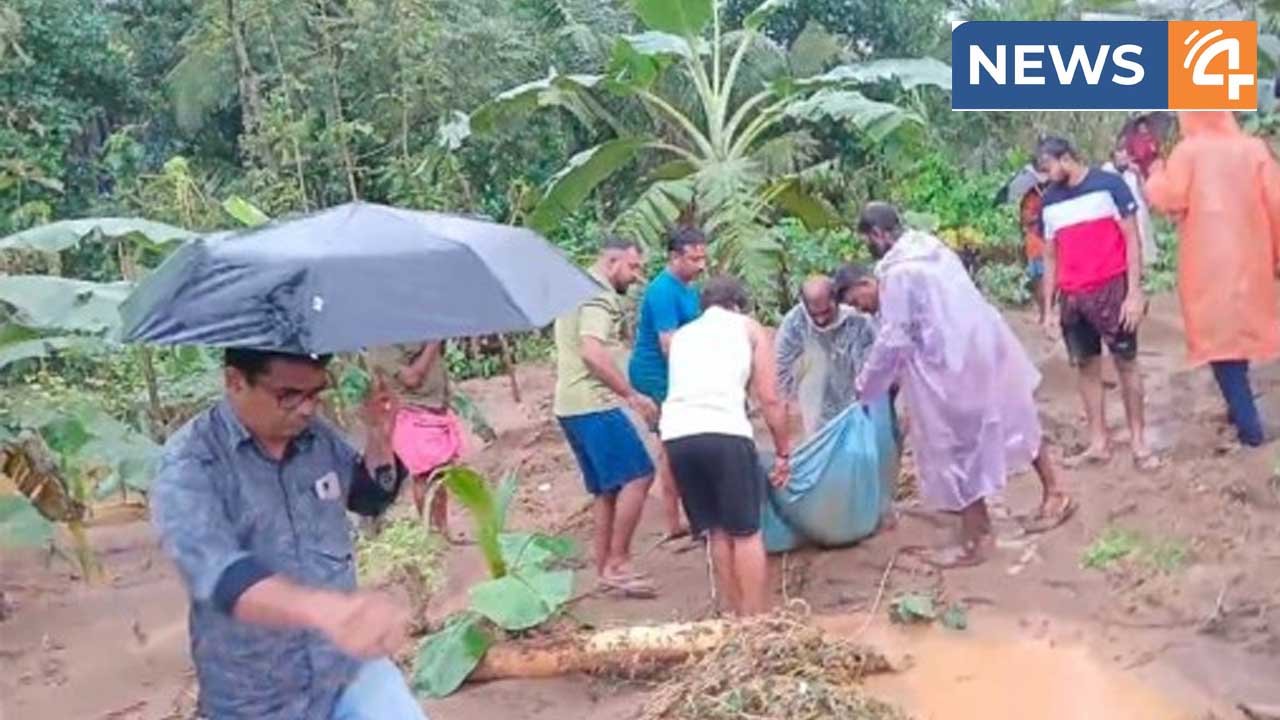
[1036,136,1158,471]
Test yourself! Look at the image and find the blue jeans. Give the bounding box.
[332,659,427,720]
[1211,360,1265,447]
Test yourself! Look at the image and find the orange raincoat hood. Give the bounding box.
[1145,112,1280,366]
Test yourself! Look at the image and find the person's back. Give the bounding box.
[661,306,754,441]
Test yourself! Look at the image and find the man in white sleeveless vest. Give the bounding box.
[854,202,1073,568]
[660,276,792,615]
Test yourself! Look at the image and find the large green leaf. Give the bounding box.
[783,89,922,143]
[441,467,507,578]
[529,137,651,234]
[468,569,574,631]
[632,0,713,37]
[744,0,792,30]
[792,58,954,92]
[221,196,270,228]
[0,276,132,336]
[0,336,110,371]
[467,72,604,136]
[499,532,576,572]
[412,613,494,698]
[493,469,519,532]
[611,177,697,249]
[0,218,194,254]
[618,31,699,60]
[0,494,54,547]
[770,179,842,229]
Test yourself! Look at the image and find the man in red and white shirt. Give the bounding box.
[1036,136,1158,471]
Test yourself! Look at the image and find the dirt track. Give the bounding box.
[3,295,1280,719]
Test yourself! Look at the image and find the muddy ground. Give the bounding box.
[3,295,1280,719]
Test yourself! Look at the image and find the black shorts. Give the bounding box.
[664,433,764,537]
[1061,274,1138,365]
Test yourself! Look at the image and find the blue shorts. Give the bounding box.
[557,409,655,495]
[1027,257,1045,280]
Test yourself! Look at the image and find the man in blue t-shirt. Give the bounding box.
[629,225,707,538]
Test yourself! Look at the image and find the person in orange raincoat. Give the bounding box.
[1145,112,1280,447]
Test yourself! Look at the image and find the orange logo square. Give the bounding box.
[1168,21,1257,110]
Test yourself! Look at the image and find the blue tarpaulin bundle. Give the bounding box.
[761,398,899,553]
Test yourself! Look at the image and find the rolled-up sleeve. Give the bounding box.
[151,457,270,614]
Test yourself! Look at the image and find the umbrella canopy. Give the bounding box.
[993,165,1043,207]
[119,202,599,354]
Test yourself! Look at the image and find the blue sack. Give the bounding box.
[760,398,899,554]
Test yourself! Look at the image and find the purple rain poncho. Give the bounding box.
[855,230,1043,511]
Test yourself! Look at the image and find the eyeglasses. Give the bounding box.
[257,380,332,411]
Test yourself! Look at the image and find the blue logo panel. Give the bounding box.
[952,21,1170,110]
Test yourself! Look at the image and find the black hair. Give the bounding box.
[1035,135,1077,161]
[224,348,332,383]
[600,235,639,252]
[833,264,874,302]
[700,275,750,312]
[667,225,707,255]
[856,202,901,235]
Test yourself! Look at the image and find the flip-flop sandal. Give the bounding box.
[598,575,658,599]
[1022,495,1077,535]
[921,542,986,569]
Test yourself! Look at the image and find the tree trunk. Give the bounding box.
[467,614,892,684]
[224,0,269,164]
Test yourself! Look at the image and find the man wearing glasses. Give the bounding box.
[150,348,427,720]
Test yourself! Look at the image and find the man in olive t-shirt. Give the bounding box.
[553,236,660,597]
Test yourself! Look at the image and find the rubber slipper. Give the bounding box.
[598,575,658,599]
[921,543,987,569]
[1022,495,1077,535]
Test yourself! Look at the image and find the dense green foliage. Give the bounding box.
[1,0,1221,499]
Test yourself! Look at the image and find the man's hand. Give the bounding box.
[626,392,659,428]
[1120,289,1146,333]
[770,456,790,489]
[361,376,399,464]
[1042,311,1061,340]
[315,591,410,660]
[396,367,424,389]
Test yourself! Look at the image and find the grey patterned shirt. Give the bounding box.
[151,400,403,720]
[775,304,878,434]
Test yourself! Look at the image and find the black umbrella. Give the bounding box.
[993,165,1043,207]
[119,202,600,354]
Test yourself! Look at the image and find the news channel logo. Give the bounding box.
[951,21,1258,111]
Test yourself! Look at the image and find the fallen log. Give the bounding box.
[469,612,892,684]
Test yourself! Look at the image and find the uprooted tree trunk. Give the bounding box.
[468,614,895,684]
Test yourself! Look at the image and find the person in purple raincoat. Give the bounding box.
[853,202,1073,568]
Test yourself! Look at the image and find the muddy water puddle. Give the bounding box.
[837,614,1203,720]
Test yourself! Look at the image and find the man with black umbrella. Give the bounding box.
[151,349,427,720]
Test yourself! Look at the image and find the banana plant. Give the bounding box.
[412,467,577,698]
[444,0,951,291]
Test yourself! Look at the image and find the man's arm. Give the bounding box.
[397,342,443,389]
[855,274,915,401]
[773,309,805,400]
[1042,237,1058,326]
[579,300,658,424]
[1111,176,1146,330]
[345,376,408,517]
[748,319,791,487]
[150,456,406,657]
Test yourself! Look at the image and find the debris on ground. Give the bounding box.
[639,609,905,720]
